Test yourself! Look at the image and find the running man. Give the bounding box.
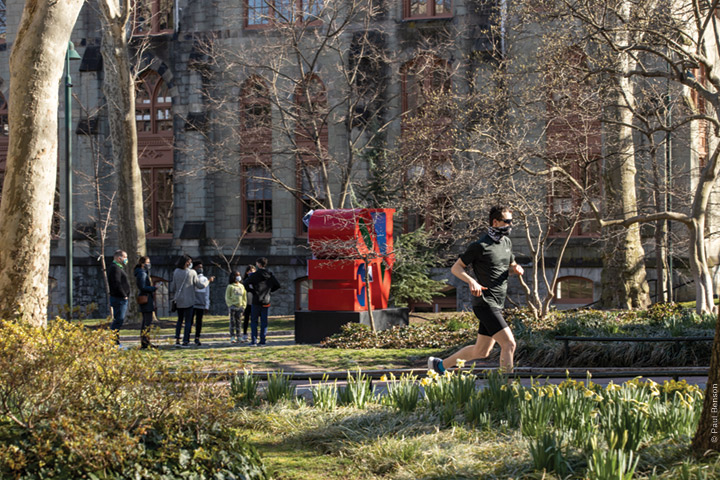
[429,205,524,374]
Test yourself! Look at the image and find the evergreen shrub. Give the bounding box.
[0,319,266,480]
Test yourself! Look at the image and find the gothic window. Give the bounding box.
[240,76,271,154]
[403,0,452,19]
[136,70,174,238]
[294,75,328,235]
[545,48,601,237]
[133,0,174,35]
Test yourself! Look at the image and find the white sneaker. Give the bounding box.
[242,334,248,342]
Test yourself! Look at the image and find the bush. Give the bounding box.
[0,319,267,479]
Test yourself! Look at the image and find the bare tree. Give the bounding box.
[0,0,84,326]
[97,0,147,260]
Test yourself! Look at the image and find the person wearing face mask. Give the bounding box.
[134,256,157,349]
[171,254,214,347]
[192,260,211,346]
[429,205,524,374]
[107,249,130,345]
[225,271,247,344]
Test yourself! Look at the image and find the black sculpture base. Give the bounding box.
[294,308,409,344]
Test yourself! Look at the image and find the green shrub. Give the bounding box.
[0,319,267,479]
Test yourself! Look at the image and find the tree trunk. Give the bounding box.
[0,0,84,326]
[692,302,720,454]
[98,0,146,320]
[688,220,715,315]
[600,63,650,309]
[98,0,146,261]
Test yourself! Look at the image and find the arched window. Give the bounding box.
[240,76,273,237]
[554,276,594,304]
[136,70,173,238]
[545,48,601,237]
[295,74,328,235]
[403,0,452,19]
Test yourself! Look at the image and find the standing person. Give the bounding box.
[192,260,211,346]
[241,265,257,342]
[171,254,214,347]
[134,256,157,349]
[243,257,281,346]
[107,250,130,345]
[429,206,524,374]
[225,271,247,344]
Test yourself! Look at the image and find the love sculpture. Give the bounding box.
[294,208,409,343]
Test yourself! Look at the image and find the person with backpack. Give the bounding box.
[243,257,281,346]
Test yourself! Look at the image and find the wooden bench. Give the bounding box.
[555,335,714,360]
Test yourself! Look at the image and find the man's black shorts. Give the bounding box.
[472,304,508,337]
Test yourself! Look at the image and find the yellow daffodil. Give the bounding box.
[524,391,533,401]
[421,377,432,387]
[380,374,388,382]
[583,389,594,398]
[456,359,466,368]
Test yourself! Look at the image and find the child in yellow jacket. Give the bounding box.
[225,271,247,343]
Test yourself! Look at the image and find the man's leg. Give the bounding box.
[442,334,496,369]
[259,306,269,344]
[182,308,193,345]
[250,305,260,344]
[491,327,517,373]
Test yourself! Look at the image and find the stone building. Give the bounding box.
[0,0,716,318]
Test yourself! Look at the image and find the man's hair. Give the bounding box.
[113,249,126,259]
[194,260,203,268]
[256,257,268,268]
[489,206,511,225]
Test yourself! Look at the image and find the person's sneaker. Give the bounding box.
[181,342,190,348]
[175,339,181,348]
[194,339,202,346]
[428,356,445,374]
[249,342,258,347]
[230,336,237,344]
[241,334,248,342]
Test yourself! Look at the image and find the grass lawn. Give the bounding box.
[79,314,443,372]
[151,344,435,372]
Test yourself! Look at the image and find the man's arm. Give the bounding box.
[450,258,487,297]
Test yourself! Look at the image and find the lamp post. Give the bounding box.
[65,41,81,320]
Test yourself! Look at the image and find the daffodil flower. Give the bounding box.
[456,359,466,369]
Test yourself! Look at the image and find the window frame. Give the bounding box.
[136,70,174,239]
[402,0,453,20]
[241,163,274,238]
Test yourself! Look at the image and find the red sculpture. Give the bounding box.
[307,209,394,311]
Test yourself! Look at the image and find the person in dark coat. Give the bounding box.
[243,257,281,346]
[107,249,130,344]
[241,264,256,342]
[134,256,157,349]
